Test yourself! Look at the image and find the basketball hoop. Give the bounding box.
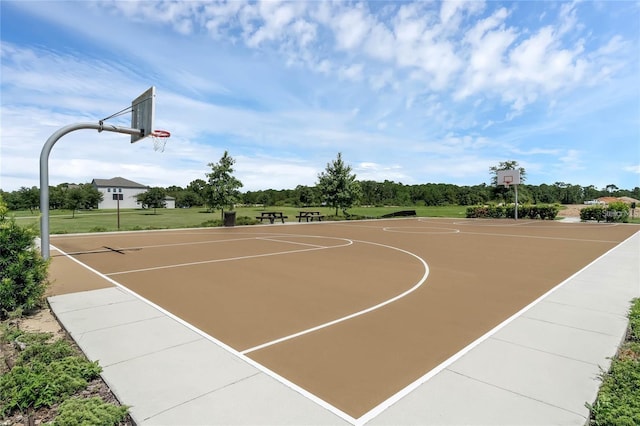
[502,176,513,188]
[150,130,170,152]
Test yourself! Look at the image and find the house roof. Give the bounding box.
[92,177,148,189]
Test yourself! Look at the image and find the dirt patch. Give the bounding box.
[557,204,583,218]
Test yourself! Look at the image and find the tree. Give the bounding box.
[61,184,103,217]
[136,187,167,214]
[175,191,202,208]
[15,186,40,213]
[205,151,243,219]
[64,187,86,218]
[81,183,103,209]
[605,184,619,194]
[316,153,362,216]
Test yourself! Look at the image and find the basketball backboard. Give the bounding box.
[130,86,155,143]
[497,169,521,187]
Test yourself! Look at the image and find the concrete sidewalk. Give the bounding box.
[48,232,639,425]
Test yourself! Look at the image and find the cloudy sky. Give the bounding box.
[1,0,639,192]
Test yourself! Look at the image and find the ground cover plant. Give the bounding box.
[0,323,130,425]
[587,298,640,425]
[0,194,131,425]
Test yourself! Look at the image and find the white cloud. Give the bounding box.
[331,4,373,51]
[1,0,638,193]
[624,165,640,175]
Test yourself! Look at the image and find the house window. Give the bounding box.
[119,188,122,192]
[107,188,111,192]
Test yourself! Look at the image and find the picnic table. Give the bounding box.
[256,211,288,224]
[296,211,325,222]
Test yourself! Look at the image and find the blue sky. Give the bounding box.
[1,0,639,192]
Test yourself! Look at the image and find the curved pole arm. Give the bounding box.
[40,122,142,259]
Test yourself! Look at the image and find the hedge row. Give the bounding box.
[466,204,559,220]
[580,202,630,223]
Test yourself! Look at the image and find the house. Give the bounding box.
[92,177,149,209]
[164,196,176,209]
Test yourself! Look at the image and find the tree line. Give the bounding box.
[2,156,638,213]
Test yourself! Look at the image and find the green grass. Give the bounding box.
[11,205,468,234]
[587,298,640,425]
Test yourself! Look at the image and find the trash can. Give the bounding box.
[223,211,236,227]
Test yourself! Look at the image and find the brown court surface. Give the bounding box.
[48,218,639,419]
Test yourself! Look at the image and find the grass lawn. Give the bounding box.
[11,205,469,234]
[12,204,637,233]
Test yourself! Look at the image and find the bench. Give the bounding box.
[295,211,325,222]
[256,212,288,224]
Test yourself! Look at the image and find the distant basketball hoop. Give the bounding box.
[497,170,520,187]
[496,169,521,220]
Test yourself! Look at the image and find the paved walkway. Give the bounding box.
[48,231,639,425]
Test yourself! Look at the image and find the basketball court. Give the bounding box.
[47,218,640,422]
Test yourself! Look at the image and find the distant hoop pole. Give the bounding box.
[39,122,143,259]
[496,169,520,220]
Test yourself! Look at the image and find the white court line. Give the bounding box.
[49,243,361,425]
[355,230,640,425]
[383,226,460,234]
[106,237,353,276]
[241,239,429,355]
[256,237,329,249]
[459,230,623,244]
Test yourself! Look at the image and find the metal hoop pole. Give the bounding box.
[40,122,142,259]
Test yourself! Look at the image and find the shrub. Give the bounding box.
[235,215,259,225]
[607,201,630,223]
[53,397,129,426]
[581,206,606,222]
[466,204,558,220]
[0,218,49,319]
[200,219,223,227]
[581,203,630,223]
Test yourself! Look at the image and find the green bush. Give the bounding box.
[581,203,630,223]
[0,217,49,319]
[53,397,129,426]
[581,206,606,222]
[235,215,259,225]
[607,201,630,223]
[200,219,223,227]
[466,204,558,220]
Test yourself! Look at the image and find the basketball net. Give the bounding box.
[150,130,170,152]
